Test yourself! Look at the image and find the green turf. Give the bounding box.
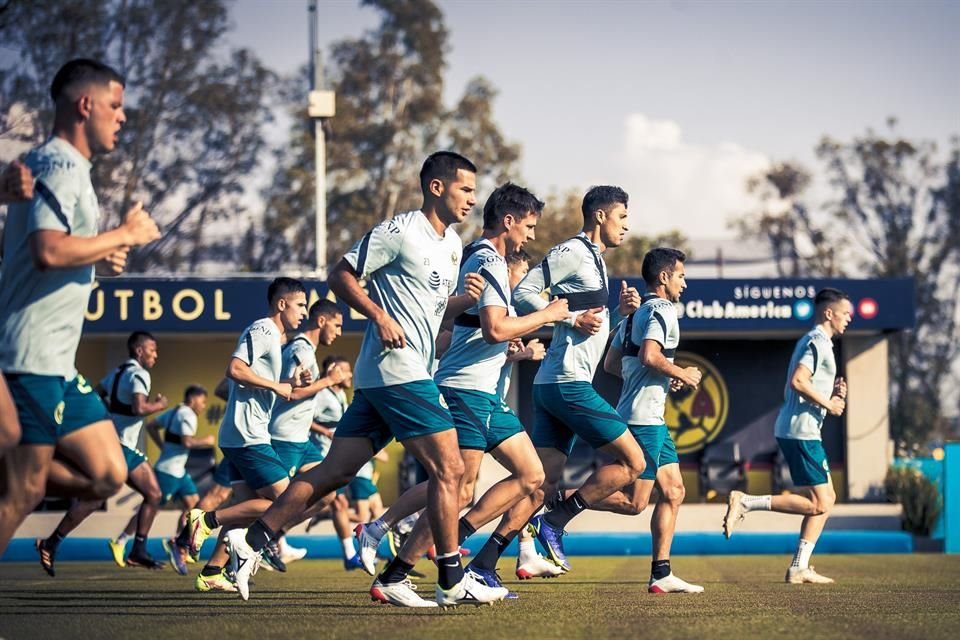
[1,555,959,640]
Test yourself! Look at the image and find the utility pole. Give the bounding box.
[307,0,335,278]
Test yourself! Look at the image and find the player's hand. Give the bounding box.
[463,272,484,301]
[120,202,161,246]
[679,366,702,390]
[294,364,313,387]
[669,377,684,392]
[833,376,847,400]
[618,280,641,317]
[96,246,130,276]
[827,395,845,416]
[375,313,406,351]
[275,382,294,400]
[0,160,33,203]
[544,297,570,323]
[573,307,604,336]
[506,338,524,357]
[155,393,169,409]
[522,338,546,361]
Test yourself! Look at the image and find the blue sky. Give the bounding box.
[228,0,960,238]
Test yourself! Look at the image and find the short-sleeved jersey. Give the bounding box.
[514,233,610,384]
[614,295,680,425]
[495,360,513,403]
[218,318,283,448]
[100,358,152,449]
[435,238,513,394]
[0,138,100,378]
[775,326,837,440]
[343,210,461,389]
[154,404,199,477]
[269,334,320,443]
[312,387,347,457]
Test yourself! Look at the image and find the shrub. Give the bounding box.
[884,466,942,536]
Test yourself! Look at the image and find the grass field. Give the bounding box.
[1,555,959,640]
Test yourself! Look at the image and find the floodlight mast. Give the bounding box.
[307,0,335,278]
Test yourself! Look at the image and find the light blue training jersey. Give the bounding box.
[613,295,680,425]
[100,358,152,449]
[342,210,461,389]
[774,326,837,440]
[513,232,611,384]
[269,334,320,443]
[218,317,283,448]
[154,404,199,477]
[434,238,513,395]
[0,137,100,378]
[312,386,347,457]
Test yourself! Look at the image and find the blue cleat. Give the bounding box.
[466,564,518,599]
[526,515,570,572]
[343,554,364,572]
[162,538,188,576]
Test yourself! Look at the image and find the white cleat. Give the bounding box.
[354,523,383,577]
[278,538,308,564]
[648,573,705,593]
[226,528,262,601]
[516,554,564,579]
[785,566,835,584]
[369,578,439,608]
[723,490,746,539]
[435,572,508,608]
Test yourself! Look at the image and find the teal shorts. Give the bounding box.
[212,461,232,487]
[777,437,830,487]
[348,476,378,500]
[271,439,324,476]
[156,470,198,505]
[221,444,290,490]
[531,382,627,456]
[5,372,109,445]
[440,386,526,452]
[122,445,148,472]
[337,380,454,452]
[628,425,679,480]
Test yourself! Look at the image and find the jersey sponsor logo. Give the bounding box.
[450,251,459,265]
[434,297,447,317]
[664,351,729,454]
[385,220,401,235]
[428,271,442,288]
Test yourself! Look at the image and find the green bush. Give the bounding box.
[884,466,942,536]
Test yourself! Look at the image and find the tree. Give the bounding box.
[736,122,960,451]
[247,0,522,272]
[0,0,276,272]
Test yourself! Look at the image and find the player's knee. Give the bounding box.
[624,455,646,481]
[91,467,125,499]
[434,455,465,486]
[521,467,545,496]
[662,481,685,506]
[144,485,163,506]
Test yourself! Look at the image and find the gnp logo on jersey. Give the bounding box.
[664,351,729,454]
[428,271,442,289]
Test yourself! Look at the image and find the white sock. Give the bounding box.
[368,517,389,540]
[791,538,815,569]
[518,538,537,563]
[341,537,357,560]
[115,532,129,544]
[740,494,772,513]
[277,536,293,553]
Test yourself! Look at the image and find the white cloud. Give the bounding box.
[617,113,769,239]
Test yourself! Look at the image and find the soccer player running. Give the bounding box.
[364,183,569,606]
[229,151,505,607]
[723,287,850,584]
[510,185,646,573]
[179,277,310,592]
[601,248,704,593]
[37,331,170,574]
[0,59,161,556]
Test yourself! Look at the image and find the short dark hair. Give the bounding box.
[814,287,849,310]
[267,277,306,305]
[581,185,629,224]
[321,354,351,371]
[184,384,207,403]
[50,58,125,103]
[310,299,342,320]
[641,248,686,288]
[482,182,544,230]
[506,248,531,267]
[127,330,156,357]
[419,151,477,195]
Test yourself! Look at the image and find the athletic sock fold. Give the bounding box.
[651,559,671,580]
[379,557,415,584]
[46,530,65,552]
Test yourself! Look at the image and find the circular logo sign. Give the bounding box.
[664,351,729,454]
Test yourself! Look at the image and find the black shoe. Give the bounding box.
[262,540,287,572]
[126,550,165,570]
[36,538,56,577]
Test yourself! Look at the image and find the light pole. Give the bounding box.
[307,0,335,278]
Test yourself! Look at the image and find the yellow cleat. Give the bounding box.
[185,509,214,556]
[195,570,237,592]
[107,539,127,568]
